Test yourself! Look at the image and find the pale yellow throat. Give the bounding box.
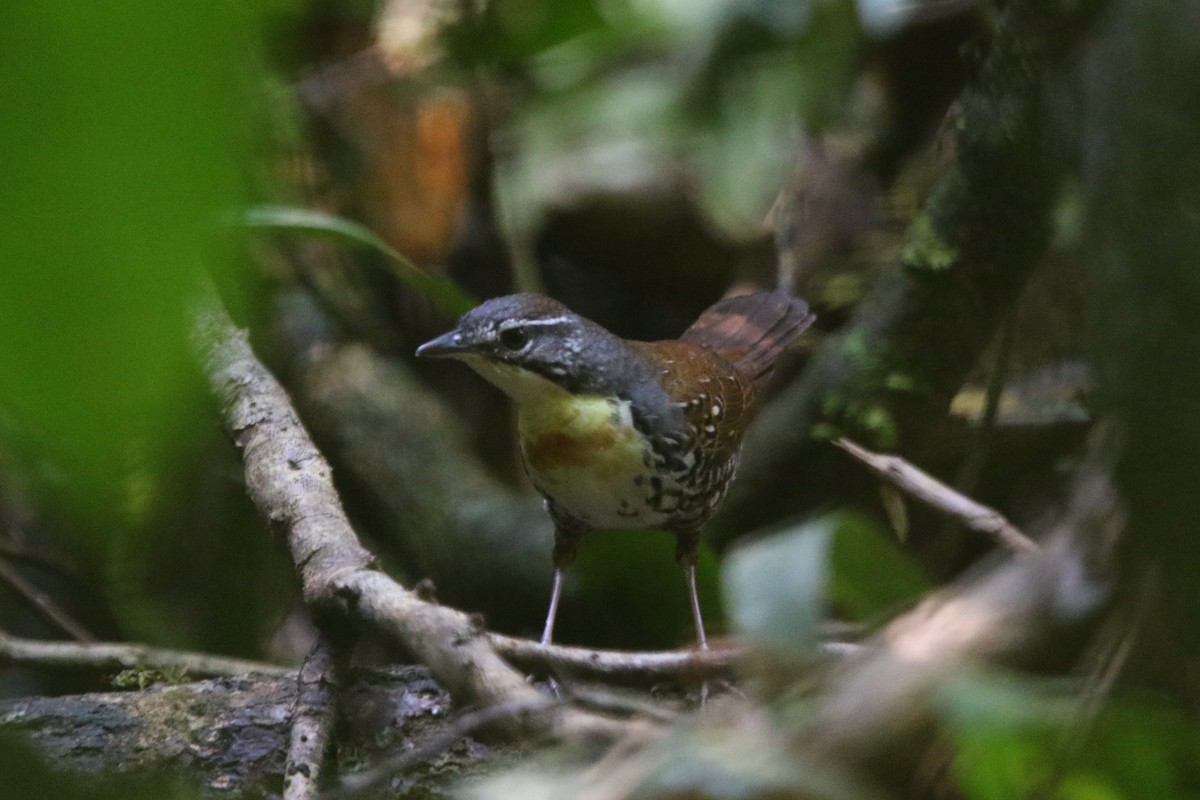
[461,357,659,528]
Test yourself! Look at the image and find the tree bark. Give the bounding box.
[0,666,509,797]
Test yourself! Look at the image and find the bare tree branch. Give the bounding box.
[283,636,340,800]
[487,634,740,684]
[0,666,505,796]
[0,556,95,642]
[0,628,289,679]
[273,321,555,631]
[833,437,1041,556]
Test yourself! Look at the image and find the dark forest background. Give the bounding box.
[1,1,1198,798]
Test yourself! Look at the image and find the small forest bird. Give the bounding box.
[417,290,814,650]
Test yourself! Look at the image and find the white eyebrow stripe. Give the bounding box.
[501,317,572,329]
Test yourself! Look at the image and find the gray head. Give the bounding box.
[416,293,633,398]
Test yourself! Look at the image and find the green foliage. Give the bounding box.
[814,331,930,447]
[723,515,831,654]
[939,674,1200,800]
[902,213,960,271]
[452,0,616,69]
[722,511,928,653]
[241,205,476,317]
[0,2,252,518]
[818,392,899,448]
[453,0,862,239]
[827,511,928,619]
[629,721,879,800]
[0,3,286,650]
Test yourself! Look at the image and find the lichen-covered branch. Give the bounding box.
[0,666,504,796]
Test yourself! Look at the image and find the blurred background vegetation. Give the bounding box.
[1,0,1199,798]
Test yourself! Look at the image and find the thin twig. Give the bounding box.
[284,636,341,800]
[565,685,684,724]
[326,696,561,799]
[487,635,865,685]
[0,538,80,576]
[487,634,741,683]
[0,557,95,642]
[833,437,1041,556]
[0,627,290,678]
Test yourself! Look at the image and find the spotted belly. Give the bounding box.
[518,395,684,529]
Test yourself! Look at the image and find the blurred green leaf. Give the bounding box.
[1079,700,1200,800]
[939,674,1078,800]
[687,1,862,233]
[241,205,476,317]
[828,510,929,619]
[446,0,614,72]
[722,516,831,653]
[723,511,929,652]
[633,720,883,800]
[493,0,608,61]
[0,2,252,520]
[486,0,862,242]
[939,673,1200,800]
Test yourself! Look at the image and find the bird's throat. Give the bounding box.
[518,393,662,528]
[460,356,666,528]
[519,394,636,470]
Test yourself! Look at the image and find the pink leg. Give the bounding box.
[540,566,565,646]
[683,561,710,704]
[683,561,709,651]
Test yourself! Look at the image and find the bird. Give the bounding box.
[416,289,814,652]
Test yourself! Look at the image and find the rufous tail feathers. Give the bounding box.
[679,289,815,388]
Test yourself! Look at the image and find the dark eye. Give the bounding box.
[498,326,530,351]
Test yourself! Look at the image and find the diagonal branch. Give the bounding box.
[833,437,1040,556]
[805,458,1118,781]
[190,296,626,739]
[0,556,96,642]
